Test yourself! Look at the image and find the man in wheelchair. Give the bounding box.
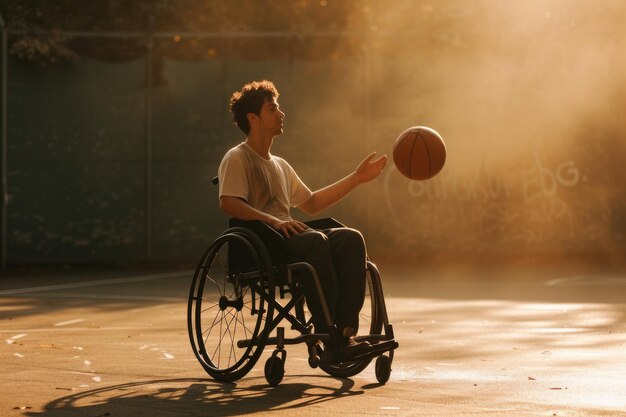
[218,80,387,358]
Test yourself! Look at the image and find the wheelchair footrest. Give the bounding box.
[354,334,393,344]
[320,339,399,366]
[364,339,398,355]
[339,340,399,364]
[237,332,331,349]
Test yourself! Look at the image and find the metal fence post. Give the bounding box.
[145,27,154,260]
[0,13,7,270]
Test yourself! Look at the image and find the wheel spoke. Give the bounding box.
[216,310,224,367]
[228,312,239,367]
[206,245,235,299]
[223,306,254,338]
[200,301,219,314]
[215,250,235,298]
[202,303,225,347]
[212,308,239,365]
[206,272,227,297]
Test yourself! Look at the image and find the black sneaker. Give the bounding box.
[339,336,371,359]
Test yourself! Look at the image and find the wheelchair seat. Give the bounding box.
[187,217,399,386]
[227,217,349,274]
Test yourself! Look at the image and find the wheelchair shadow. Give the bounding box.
[26,376,365,416]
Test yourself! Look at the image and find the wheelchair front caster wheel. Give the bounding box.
[308,355,320,368]
[264,356,285,386]
[307,342,321,368]
[375,354,392,384]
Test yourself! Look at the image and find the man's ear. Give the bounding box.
[247,112,258,126]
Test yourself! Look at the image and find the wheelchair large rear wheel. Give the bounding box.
[320,262,384,378]
[188,228,275,382]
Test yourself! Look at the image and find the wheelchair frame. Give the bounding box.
[187,217,398,385]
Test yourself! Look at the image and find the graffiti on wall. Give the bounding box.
[377,147,609,254]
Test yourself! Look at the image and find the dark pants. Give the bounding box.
[284,227,367,334]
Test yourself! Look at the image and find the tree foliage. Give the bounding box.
[1,0,369,65]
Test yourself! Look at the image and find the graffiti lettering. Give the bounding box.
[379,147,589,255]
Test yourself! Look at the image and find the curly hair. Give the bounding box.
[229,80,280,135]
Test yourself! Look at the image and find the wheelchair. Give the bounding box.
[187,216,399,386]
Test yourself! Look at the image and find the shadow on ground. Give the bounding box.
[26,377,365,417]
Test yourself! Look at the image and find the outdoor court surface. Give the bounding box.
[1,258,625,417]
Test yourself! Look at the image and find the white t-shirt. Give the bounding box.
[218,142,313,221]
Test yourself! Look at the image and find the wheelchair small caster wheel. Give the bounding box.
[308,354,320,368]
[307,342,321,368]
[375,354,392,384]
[265,356,284,386]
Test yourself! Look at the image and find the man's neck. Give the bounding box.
[245,132,273,160]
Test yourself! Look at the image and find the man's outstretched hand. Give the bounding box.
[354,152,388,183]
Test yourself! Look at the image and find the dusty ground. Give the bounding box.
[1,259,625,416]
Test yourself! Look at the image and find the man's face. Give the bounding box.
[257,97,285,136]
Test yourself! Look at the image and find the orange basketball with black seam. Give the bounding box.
[392,126,446,180]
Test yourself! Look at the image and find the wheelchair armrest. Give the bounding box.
[230,217,346,237]
[227,217,349,266]
[304,217,346,230]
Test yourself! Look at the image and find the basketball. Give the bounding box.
[392,126,446,180]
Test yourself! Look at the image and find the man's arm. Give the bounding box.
[219,196,308,238]
[298,152,387,216]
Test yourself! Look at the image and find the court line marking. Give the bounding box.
[0,270,193,296]
[0,327,161,334]
[54,319,86,327]
[69,371,97,376]
[6,333,28,344]
[9,292,183,302]
[545,275,626,286]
